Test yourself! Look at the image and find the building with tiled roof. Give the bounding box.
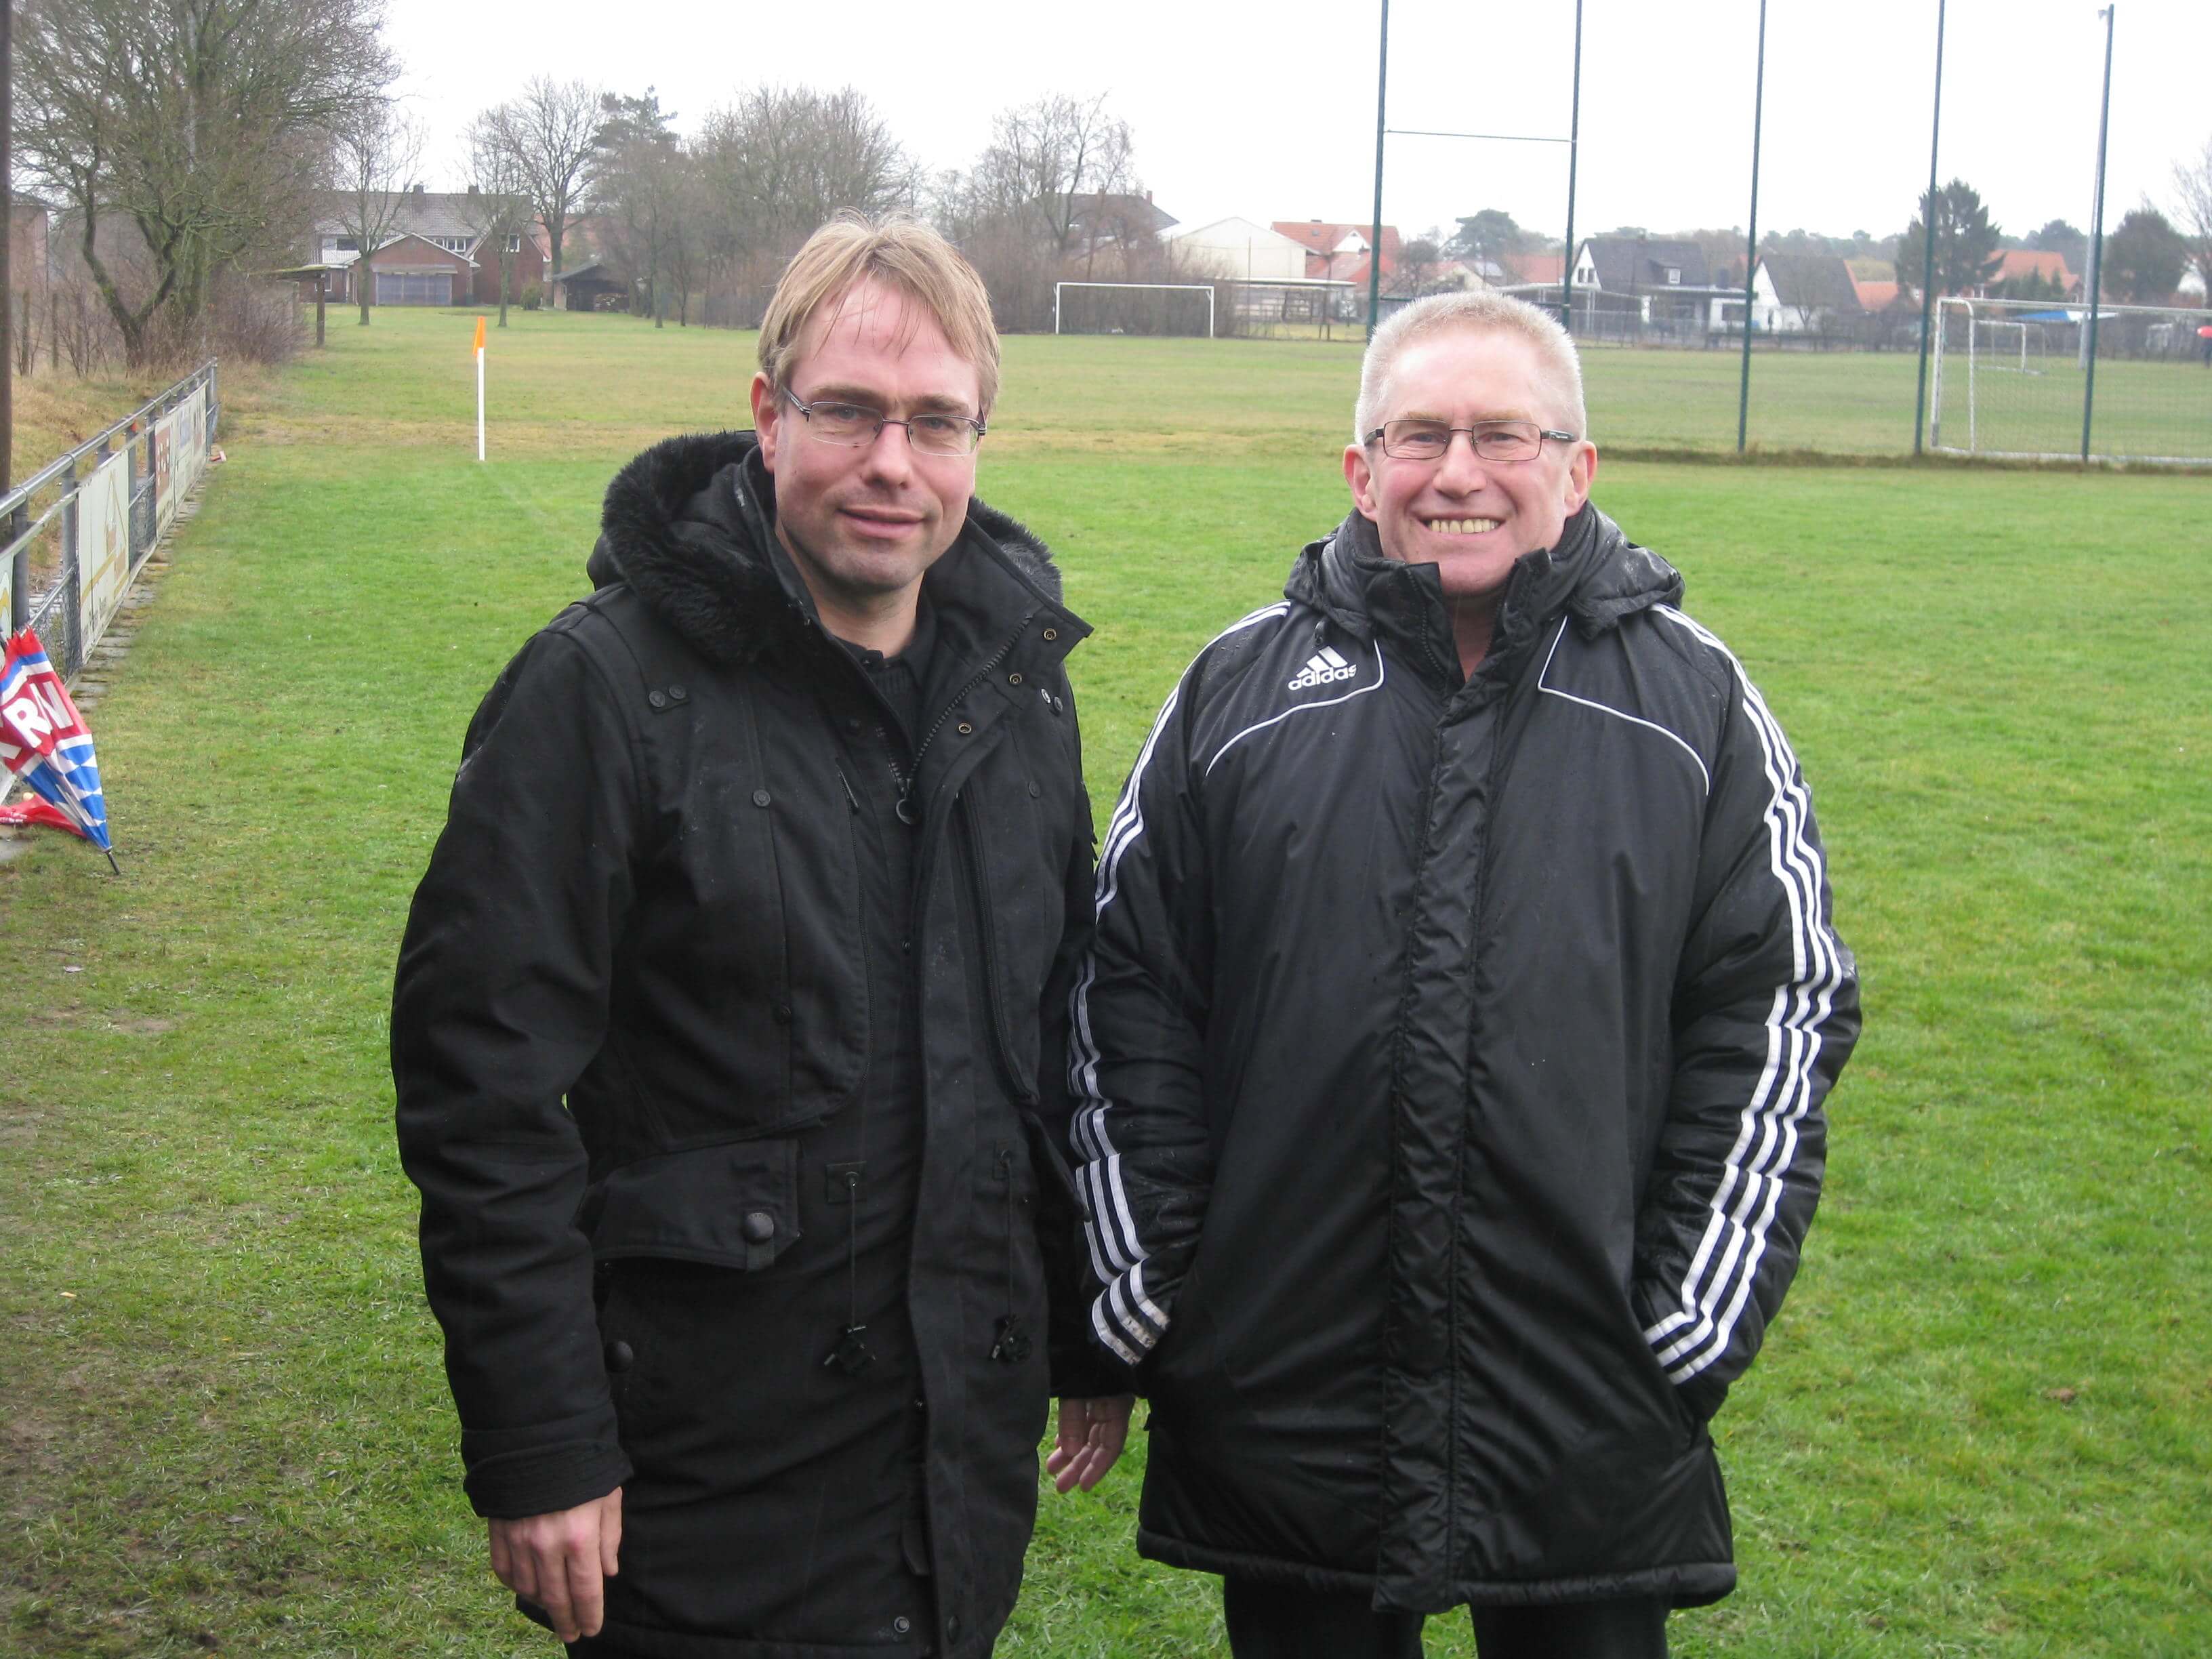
[1980,249,2077,296]
[1273,220,1403,282]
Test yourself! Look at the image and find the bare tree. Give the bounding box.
[662,157,714,327]
[14,0,395,365]
[935,93,1143,329]
[330,97,424,327]
[696,85,914,246]
[1390,235,1444,297]
[948,94,1132,258]
[489,76,602,298]
[466,112,536,327]
[2173,135,2212,304]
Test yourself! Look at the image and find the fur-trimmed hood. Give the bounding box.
[587,430,1070,667]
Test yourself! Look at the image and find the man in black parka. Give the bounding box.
[1069,291,1859,1658]
[393,216,1131,1658]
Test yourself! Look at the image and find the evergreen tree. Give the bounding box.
[1448,209,1529,262]
[2029,218,2087,275]
[2101,207,2187,302]
[1894,179,2005,297]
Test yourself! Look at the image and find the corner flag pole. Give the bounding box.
[474,315,487,462]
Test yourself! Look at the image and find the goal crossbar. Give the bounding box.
[1053,282,1216,338]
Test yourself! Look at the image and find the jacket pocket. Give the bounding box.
[583,1139,801,1271]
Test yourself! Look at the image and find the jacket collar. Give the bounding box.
[587,430,1086,668]
[1286,501,1684,684]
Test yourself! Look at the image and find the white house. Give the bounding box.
[1708,253,1862,335]
[1170,217,1311,282]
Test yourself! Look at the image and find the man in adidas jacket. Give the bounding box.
[1069,290,1859,1659]
[394,218,1129,1659]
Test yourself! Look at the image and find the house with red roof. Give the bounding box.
[1500,251,1565,288]
[1853,278,1902,312]
[1977,249,2077,298]
[1273,220,1403,283]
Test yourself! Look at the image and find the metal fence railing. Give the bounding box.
[2,361,221,678]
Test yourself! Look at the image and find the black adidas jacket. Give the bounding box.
[393,432,1106,1657]
[1069,503,1858,1612]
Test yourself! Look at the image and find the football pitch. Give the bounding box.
[2,310,2208,1656]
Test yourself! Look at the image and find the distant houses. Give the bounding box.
[1561,237,1737,337]
[1741,252,1863,335]
[1171,218,1311,281]
[308,186,548,308]
[1273,220,1404,287]
[1978,249,2078,299]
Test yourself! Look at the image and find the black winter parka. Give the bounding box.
[1069,504,1859,1613]
[393,432,1106,1658]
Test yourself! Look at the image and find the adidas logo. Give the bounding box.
[1287,645,1357,691]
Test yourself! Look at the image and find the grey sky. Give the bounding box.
[388,0,2206,255]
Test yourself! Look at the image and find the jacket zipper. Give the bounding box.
[888,628,1027,825]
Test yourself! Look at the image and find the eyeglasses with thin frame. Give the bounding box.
[1364,418,1577,464]
[781,387,987,457]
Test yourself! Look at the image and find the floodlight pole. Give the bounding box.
[1736,0,1767,453]
[1367,0,1389,341]
[1561,0,1583,333]
[1912,0,1946,455]
[2081,5,2114,464]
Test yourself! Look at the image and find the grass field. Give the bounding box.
[3,308,2210,1657]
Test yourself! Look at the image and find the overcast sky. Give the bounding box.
[386,0,2206,253]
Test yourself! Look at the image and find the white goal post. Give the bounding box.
[1970,316,2041,373]
[1930,294,2212,466]
[1053,282,1216,339]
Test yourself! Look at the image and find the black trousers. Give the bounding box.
[1222,1577,1670,1659]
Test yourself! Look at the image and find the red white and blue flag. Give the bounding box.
[0,630,117,865]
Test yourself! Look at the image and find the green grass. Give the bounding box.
[3,307,2210,1656]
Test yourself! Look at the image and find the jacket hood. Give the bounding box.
[1286,501,1684,674]
[588,430,1069,666]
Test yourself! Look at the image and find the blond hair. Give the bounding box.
[1353,290,1589,443]
[758,213,1002,416]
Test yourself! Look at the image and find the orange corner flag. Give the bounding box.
[472,316,486,354]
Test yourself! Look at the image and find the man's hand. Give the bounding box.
[1046,1395,1135,1494]
[487,1487,623,1642]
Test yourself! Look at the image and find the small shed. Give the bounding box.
[550,260,626,312]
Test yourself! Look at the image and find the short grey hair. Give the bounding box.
[1353,290,1589,445]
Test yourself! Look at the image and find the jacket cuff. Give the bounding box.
[462,1435,634,1521]
[1056,1332,1143,1399]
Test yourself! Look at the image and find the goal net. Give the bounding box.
[1054,283,1215,338]
[1931,295,2212,466]
[1967,316,2051,373]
